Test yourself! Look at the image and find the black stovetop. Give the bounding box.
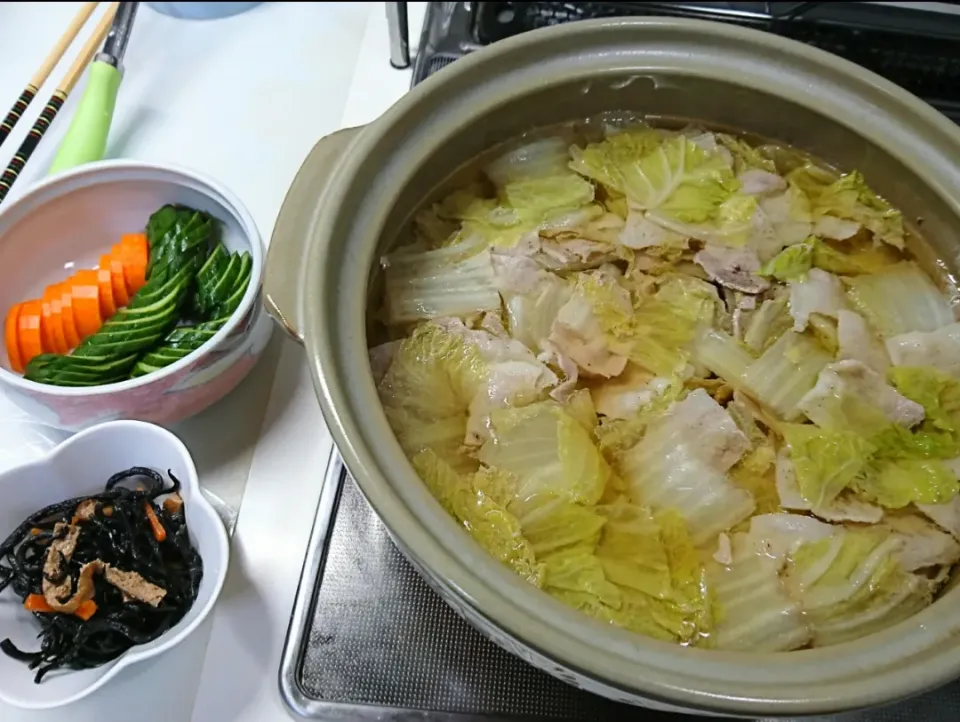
[412,1,960,124]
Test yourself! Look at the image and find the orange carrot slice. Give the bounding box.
[108,245,130,306]
[17,300,44,365]
[41,284,68,354]
[96,258,117,319]
[144,502,166,542]
[23,594,97,621]
[119,233,148,295]
[70,270,102,340]
[75,599,98,621]
[59,283,81,349]
[23,594,53,613]
[5,303,23,372]
[38,295,56,354]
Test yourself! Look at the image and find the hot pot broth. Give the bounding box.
[368,118,960,651]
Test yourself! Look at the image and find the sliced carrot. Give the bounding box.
[17,299,44,365]
[45,284,70,350]
[38,301,61,355]
[70,270,102,340]
[38,296,56,354]
[144,502,166,542]
[96,257,117,319]
[119,233,148,295]
[108,244,130,306]
[41,284,69,354]
[5,303,23,372]
[162,494,184,515]
[24,594,53,613]
[23,594,97,621]
[58,282,81,349]
[75,600,97,621]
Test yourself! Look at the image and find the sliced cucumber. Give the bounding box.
[194,245,236,316]
[74,332,170,359]
[74,320,172,354]
[146,205,217,284]
[131,321,221,372]
[231,252,252,288]
[127,257,199,312]
[163,323,220,349]
[33,368,130,386]
[24,353,138,386]
[42,376,125,388]
[207,254,241,307]
[194,242,230,311]
[129,247,255,377]
[129,361,162,378]
[141,346,192,364]
[133,346,192,376]
[216,255,252,317]
[24,353,131,372]
[196,242,229,284]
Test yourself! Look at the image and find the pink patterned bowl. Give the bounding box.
[0,160,272,431]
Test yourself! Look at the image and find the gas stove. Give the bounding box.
[404,1,960,124]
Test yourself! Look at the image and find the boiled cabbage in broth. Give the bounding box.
[369,120,960,651]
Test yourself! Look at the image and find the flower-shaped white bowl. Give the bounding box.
[0,420,229,709]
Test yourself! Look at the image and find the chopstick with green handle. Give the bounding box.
[49,2,140,175]
[0,3,119,205]
[0,2,99,149]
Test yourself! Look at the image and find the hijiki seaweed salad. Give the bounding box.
[369,122,960,651]
[0,468,202,682]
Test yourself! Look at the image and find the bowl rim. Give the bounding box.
[0,159,263,396]
[302,15,960,716]
[0,419,230,710]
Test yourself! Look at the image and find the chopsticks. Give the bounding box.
[0,2,99,149]
[0,2,120,205]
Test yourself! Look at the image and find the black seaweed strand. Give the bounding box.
[159,470,182,499]
[105,466,165,492]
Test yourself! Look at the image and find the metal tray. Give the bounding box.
[279,452,960,721]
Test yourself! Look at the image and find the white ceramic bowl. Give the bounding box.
[0,160,273,431]
[0,420,229,709]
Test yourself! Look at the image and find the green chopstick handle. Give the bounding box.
[48,61,122,176]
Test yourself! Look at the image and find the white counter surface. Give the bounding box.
[0,2,424,720]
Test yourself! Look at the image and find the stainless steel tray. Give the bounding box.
[278,451,960,721]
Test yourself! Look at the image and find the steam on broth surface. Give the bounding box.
[368,118,960,651]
